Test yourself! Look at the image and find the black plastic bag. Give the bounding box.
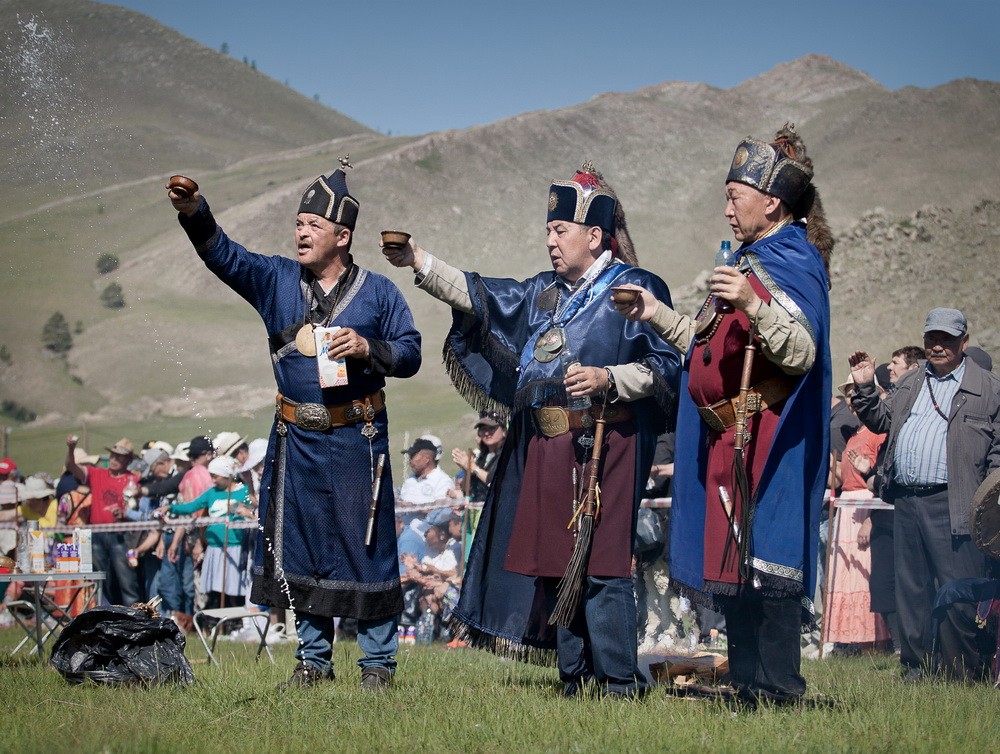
[50,605,195,686]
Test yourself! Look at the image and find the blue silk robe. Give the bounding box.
[447,261,682,658]
[184,205,421,620]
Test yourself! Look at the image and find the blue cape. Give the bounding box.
[669,223,831,611]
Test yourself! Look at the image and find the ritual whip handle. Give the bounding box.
[365,454,386,547]
[733,338,757,452]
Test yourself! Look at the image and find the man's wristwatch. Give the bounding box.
[604,367,619,402]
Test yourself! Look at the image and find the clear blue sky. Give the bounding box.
[108,0,998,136]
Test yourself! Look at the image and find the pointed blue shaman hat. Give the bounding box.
[726,132,813,206]
[297,168,359,229]
[546,161,617,235]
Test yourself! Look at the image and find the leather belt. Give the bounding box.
[696,375,795,433]
[534,403,632,438]
[276,391,385,432]
[894,482,948,496]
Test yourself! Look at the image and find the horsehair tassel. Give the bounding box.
[550,406,607,627]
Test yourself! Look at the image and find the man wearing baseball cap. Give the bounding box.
[398,439,453,505]
[850,307,1000,681]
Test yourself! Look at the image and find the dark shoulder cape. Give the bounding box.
[670,223,832,614]
[447,263,682,660]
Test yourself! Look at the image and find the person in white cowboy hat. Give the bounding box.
[64,436,141,605]
[213,431,249,467]
[239,438,268,506]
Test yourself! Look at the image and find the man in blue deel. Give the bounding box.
[167,168,420,690]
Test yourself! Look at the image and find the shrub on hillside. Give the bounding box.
[1,399,36,423]
[96,253,119,274]
[42,312,73,354]
[100,282,125,308]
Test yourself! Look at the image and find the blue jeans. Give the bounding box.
[544,575,645,696]
[296,612,398,675]
[92,532,141,606]
[157,531,195,614]
[140,552,161,602]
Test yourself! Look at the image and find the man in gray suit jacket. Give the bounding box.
[849,307,1000,681]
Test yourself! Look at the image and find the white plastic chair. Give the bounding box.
[192,607,274,666]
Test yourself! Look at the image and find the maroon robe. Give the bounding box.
[687,276,787,588]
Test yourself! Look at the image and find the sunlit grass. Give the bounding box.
[1,627,997,753]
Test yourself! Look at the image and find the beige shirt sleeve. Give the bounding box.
[416,254,659,401]
[648,298,815,375]
[749,300,816,375]
[414,253,474,314]
[649,304,697,353]
[606,363,655,402]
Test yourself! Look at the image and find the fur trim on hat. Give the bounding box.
[775,124,834,285]
[582,166,638,266]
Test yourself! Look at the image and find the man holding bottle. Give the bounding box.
[614,125,833,705]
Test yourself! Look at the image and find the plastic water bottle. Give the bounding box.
[415,608,435,644]
[123,478,139,510]
[16,522,36,573]
[404,626,416,645]
[561,346,592,412]
[714,240,735,313]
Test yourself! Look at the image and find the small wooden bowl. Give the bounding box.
[381,230,411,250]
[167,175,199,199]
[610,286,639,305]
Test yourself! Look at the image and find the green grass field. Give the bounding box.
[1,628,997,753]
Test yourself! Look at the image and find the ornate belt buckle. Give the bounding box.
[697,406,725,433]
[345,403,364,422]
[745,392,762,414]
[295,402,332,431]
[536,407,569,438]
[580,413,594,429]
[364,403,376,421]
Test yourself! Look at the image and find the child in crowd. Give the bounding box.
[158,456,251,616]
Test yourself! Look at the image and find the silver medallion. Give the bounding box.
[533,326,565,363]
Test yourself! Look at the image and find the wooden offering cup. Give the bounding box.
[167,175,199,199]
[381,230,411,250]
[610,286,640,305]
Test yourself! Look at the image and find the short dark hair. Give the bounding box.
[892,345,923,367]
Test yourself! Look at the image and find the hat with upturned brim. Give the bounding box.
[726,128,813,206]
[105,438,136,458]
[22,475,55,500]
